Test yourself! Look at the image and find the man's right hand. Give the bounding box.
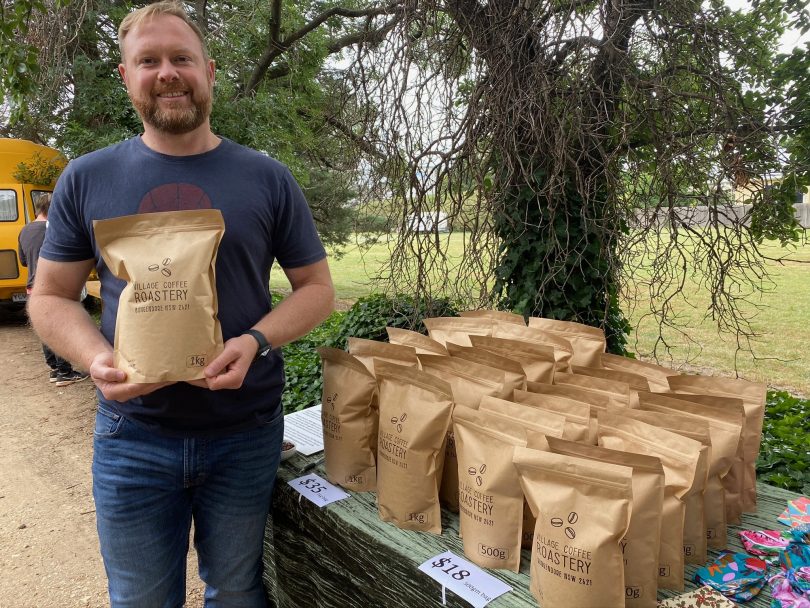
[89,351,174,401]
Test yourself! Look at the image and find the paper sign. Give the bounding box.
[288,473,349,507]
[283,404,324,455]
[418,551,512,608]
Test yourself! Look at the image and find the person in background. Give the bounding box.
[27,1,335,606]
[18,192,89,387]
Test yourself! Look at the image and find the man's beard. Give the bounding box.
[130,81,212,135]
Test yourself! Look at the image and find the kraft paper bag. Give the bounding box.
[453,406,526,571]
[375,361,453,534]
[417,354,508,511]
[423,316,493,347]
[638,390,742,548]
[554,371,633,407]
[601,352,675,392]
[94,209,224,382]
[546,436,665,608]
[317,347,378,492]
[445,342,527,394]
[469,335,556,383]
[490,322,574,373]
[667,375,766,513]
[660,390,747,525]
[347,337,417,375]
[512,389,592,443]
[514,447,632,608]
[527,317,606,367]
[386,326,448,355]
[571,364,651,392]
[459,309,526,325]
[598,412,702,591]
[609,405,711,565]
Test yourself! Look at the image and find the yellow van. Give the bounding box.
[0,138,66,308]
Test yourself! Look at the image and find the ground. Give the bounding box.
[0,308,204,607]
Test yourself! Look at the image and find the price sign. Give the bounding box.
[288,473,349,507]
[418,551,512,608]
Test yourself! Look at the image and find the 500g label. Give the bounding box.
[478,543,509,560]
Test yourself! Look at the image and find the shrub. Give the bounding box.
[757,390,810,494]
[279,293,457,412]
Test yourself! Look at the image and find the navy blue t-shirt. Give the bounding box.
[40,136,326,436]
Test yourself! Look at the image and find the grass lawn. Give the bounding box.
[272,232,810,395]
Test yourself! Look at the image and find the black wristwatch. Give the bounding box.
[244,329,272,360]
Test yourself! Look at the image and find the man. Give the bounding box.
[19,192,89,386]
[28,2,335,606]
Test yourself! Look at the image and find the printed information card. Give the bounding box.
[283,404,324,455]
[418,551,512,608]
[288,473,349,508]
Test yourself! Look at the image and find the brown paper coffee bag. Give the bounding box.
[597,412,702,591]
[423,316,493,347]
[546,437,665,608]
[554,372,633,407]
[445,343,527,394]
[525,381,613,443]
[512,389,592,443]
[660,390,747,525]
[490,322,574,373]
[468,335,556,383]
[667,375,766,513]
[375,361,453,533]
[94,209,224,382]
[453,406,526,571]
[317,347,378,492]
[607,405,710,565]
[527,317,606,367]
[638,391,743,548]
[417,354,508,512]
[386,327,448,355]
[459,309,526,325]
[572,365,651,392]
[514,447,632,608]
[479,396,568,438]
[601,353,675,392]
[347,337,418,375]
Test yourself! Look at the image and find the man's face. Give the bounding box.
[118,15,215,135]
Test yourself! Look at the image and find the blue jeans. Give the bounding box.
[92,404,283,608]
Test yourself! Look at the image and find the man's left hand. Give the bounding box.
[202,334,257,390]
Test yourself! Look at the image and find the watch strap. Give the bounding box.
[244,329,272,360]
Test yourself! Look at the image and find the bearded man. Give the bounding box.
[27,2,335,606]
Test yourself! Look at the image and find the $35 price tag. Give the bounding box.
[417,551,512,608]
[288,473,349,507]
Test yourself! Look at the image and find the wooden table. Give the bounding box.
[262,453,799,607]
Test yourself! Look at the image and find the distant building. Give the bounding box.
[406,211,449,233]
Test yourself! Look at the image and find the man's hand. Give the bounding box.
[203,334,258,390]
[90,351,173,401]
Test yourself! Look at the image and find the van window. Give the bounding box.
[0,190,18,221]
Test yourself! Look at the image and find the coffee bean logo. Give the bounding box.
[467,463,486,487]
[551,511,579,538]
[148,264,159,272]
[148,257,173,276]
[162,257,172,266]
[565,527,576,539]
[161,267,172,277]
[391,413,407,433]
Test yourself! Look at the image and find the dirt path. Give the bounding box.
[0,308,203,607]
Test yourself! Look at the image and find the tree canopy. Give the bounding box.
[3,0,809,358]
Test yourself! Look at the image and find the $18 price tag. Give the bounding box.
[288,473,349,507]
[417,551,512,608]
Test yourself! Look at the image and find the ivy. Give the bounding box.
[757,390,810,494]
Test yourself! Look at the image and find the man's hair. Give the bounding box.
[118,1,208,61]
[34,192,51,216]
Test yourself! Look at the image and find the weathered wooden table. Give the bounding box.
[262,453,799,607]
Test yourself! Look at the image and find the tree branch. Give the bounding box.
[241,2,403,96]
